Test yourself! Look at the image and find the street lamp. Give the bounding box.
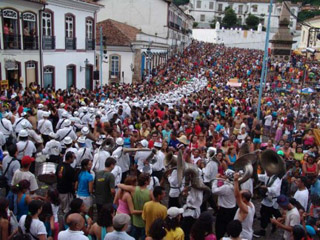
[80,58,89,72]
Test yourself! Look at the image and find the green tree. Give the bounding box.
[222,7,237,28]
[298,10,320,22]
[173,0,189,5]
[193,22,199,28]
[245,14,260,29]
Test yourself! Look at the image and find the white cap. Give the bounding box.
[21,112,27,117]
[167,207,184,219]
[116,137,124,146]
[73,111,79,117]
[49,132,58,139]
[18,129,28,137]
[140,139,149,148]
[2,112,9,118]
[21,121,30,129]
[77,136,86,144]
[63,136,72,145]
[60,103,65,108]
[38,104,44,109]
[64,119,71,127]
[89,108,95,113]
[81,127,89,135]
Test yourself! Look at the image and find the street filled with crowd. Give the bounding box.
[0,41,319,240]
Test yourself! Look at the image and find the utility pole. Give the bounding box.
[257,0,273,120]
[99,26,103,90]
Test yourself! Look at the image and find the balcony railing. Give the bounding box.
[23,36,38,50]
[3,34,21,49]
[169,21,175,28]
[43,36,55,50]
[86,38,95,50]
[65,37,76,50]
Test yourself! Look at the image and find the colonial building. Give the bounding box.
[187,0,299,33]
[299,16,320,56]
[0,0,101,90]
[96,0,193,84]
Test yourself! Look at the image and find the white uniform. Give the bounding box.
[0,118,13,139]
[0,132,6,149]
[43,140,62,156]
[27,129,43,144]
[203,160,218,183]
[168,170,180,198]
[183,187,204,219]
[152,150,165,172]
[76,147,93,167]
[16,140,37,160]
[13,117,32,134]
[81,113,91,126]
[37,119,53,136]
[64,147,78,168]
[37,109,45,121]
[56,127,77,143]
[258,174,282,209]
[112,147,130,173]
[147,176,160,191]
[92,149,111,172]
[134,150,152,170]
[56,118,68,130]
[112,165,122,187]
[212,180,236,208]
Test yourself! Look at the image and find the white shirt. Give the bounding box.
[27,129,43,144]
[43,140,62,156]
[183,187,203,219]
[258,174,282,208]
[0,132,5,148]
[264,115,272,127]
[58,228,89,240]
[241,178,254,195]
[19,216,47,240]
[168,169,181,198]
[76,147,93,167]
[147,176,160,191]
[203,160,218,183]
[57,127,77,142]
[12,169,39,192]
[16,140,36,160]
[37,119,53,135]
[92,149,111,172]
[56,118,68,130]
[293,188,309,211]
[284,207,300,240]
[152,150,165,172]
[111,165,122,187]
[234,202,255,240]
[134,150,152,170]
[0,118,13,137]
[212,180,236,208]
[37,109,45,121]
[112,147,130,173]
[2,155,20,186]
[13,117,32,134]
[64,147,78,168]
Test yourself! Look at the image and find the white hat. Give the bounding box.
[64,119,71,127]
[18,129,28,137]
[89,108,95,113]
[77,136,86,144]
[38,104,44,109]
[63,136,73,145]
[140,139,149,148]
[83,107,88,112]
[49,132,58,139]
[21,121,30,129]
[81,127,89,135]
[154,141,162,148]
[116,137,124,146]
[73,111,79,117]
[60,103,65,108]
[62,112,68,118]
[2,112,9,118]
[42,111,50,118]
[167,207,184,219]
[21,112,27,117]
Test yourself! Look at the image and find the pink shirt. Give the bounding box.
[117,199,130,214]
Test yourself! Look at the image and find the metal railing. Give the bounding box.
[23,36,38,50]
[3,34,21,49]
[65,37,76,50]
[86,38,95,50]
[43,36,55,50]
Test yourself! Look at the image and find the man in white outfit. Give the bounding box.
[57,120,77,143]
[76,136,93,168]
[293,176,309,211]
[13,112,32,136]
[16,130,37,160]
[42,132,62,163]
[37,111,53,144]
[0,112,13,142]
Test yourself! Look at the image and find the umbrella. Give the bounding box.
[301,88,315,94]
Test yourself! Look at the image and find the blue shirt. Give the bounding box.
[215,124,224,132]
[162,130,171,143]
[77,171,94,197]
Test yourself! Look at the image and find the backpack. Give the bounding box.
[12,227,33,240]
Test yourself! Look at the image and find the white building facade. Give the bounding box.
[188,0,299,33]
[0,0,100,90]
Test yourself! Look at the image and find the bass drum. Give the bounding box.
[36,162,57,184]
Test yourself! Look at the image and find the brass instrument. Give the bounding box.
[260,149,286,178]
[101,138,116,153]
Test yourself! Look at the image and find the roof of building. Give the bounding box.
[216,0,270,3]
[306,16,320,23]
[97,19,141,47]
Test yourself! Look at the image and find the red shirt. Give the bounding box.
[194,125,202,135]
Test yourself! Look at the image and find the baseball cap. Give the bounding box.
[167,207,184,219]
[113,214,131,229]
[21,156,35,165]
[277,194,289,207]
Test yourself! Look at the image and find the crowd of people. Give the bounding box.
[0,40,319,240]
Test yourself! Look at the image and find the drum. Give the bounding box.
[36,162,57,184]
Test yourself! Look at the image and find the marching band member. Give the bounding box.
[37,111,53,144]
[42,132,62,163]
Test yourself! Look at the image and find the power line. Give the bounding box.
[283,1,314,28]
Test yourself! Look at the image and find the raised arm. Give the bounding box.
[234,173,248,215]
